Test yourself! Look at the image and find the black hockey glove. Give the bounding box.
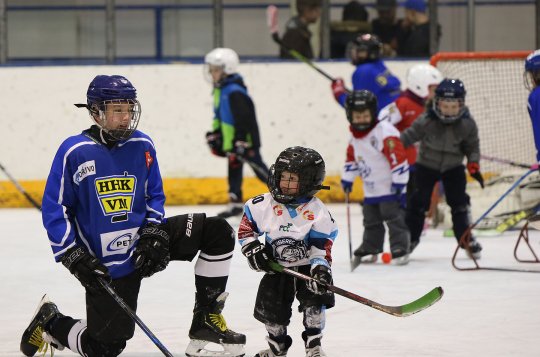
[61,245,111,292]
[307,265,332,295]
[134,224,170,278]
[241,240,275,273]
[205,131,226,157]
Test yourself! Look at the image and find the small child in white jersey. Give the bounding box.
[341,90,411,265]
[238,146,338,357]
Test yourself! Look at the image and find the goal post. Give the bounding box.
[430,51,539,229]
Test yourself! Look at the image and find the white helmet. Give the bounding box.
[204,48,239,75]
[406,64,443,99]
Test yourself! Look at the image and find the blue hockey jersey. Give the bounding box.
[338,60,401,111]
[528,86,540,163]
[42,129,165,279]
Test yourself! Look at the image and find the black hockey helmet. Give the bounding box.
[345,90,378,131]
[347,33,382,65]
[268,146,329,204]
[432,78,467,124]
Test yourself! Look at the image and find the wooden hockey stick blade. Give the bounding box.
[269,261,444,317]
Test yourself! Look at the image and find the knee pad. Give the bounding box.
[201,217,235,255]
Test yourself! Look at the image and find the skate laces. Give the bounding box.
[27,326,54,357]
[209,313,228,332]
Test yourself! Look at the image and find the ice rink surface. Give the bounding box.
[1,204,540,357]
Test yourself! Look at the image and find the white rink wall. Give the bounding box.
[0,60,424,180]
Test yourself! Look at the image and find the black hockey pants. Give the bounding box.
[406,164,472,245]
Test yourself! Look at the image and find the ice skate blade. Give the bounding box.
[186,339,245,357]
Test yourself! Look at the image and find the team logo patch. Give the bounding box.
[271,237,307,263]
[73,160,96,185]
[273,204,283,216]
[100,227,138,257]
[94,172,137,222]
[302,210,315,220]
[145,151,153,169]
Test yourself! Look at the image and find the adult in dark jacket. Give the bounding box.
[280,0,322,59]
[396,0,440,57]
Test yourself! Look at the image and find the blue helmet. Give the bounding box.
[524,50,540,91]
[433,78,467,124]
[85,75,141,140]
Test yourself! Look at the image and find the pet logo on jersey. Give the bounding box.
[271,237,307,263]
[302,210,315,221]
[273,204,283,216]
[73,160,96,185]
[94,172,137,223]
[145,151,153,169]
[100,227,138,257]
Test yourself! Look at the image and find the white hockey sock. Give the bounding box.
[194,251,233,277]
[66,320,87,356]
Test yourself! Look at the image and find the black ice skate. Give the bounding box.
[391,248,410,266]
[20,295,65,357]
[353,246,380,264]
[217,205,243,219]
[254,335,292,357]
[186,292,246,357]
[302,332,327,357]
[461,238,483,260]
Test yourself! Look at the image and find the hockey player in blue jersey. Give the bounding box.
[238,147,337,357]
[20,75,245,357]
[331,33,401,111]
[525,49,540,167]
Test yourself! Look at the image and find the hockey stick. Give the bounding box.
[229,153,269,182]
[268,261,443,317]
[266,5,343,84]
[452,169,540,272]
[97,277,174,357]
[480,155,531,169]
[345,192,362,271]
[0,162,41,210]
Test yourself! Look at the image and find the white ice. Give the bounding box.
[2,204,540,357]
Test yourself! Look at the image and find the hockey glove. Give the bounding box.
[341,179,353,193]
[205,131,226,157]
[241,240,275,273]
[467,162,484,189]
[134,224,170,278]
[233,140,252,158]
[61,245,111,292]
[331,78,346,102]
[307,265,332,295]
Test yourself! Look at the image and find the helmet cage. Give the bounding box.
[90,99,141,140]
[524,70,540,91]
[267,148,326,204]
[346,34,382,65]
[433,97,465,124]
[346,90,378,131]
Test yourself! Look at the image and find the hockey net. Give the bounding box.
[430,51,539,230]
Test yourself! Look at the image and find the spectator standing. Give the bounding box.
[280,0,323,59]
